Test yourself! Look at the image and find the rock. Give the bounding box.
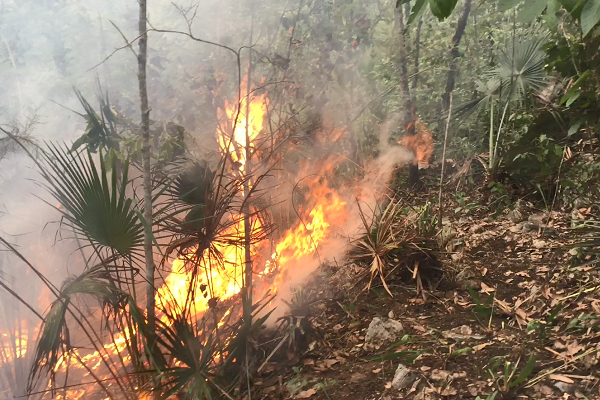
[451,252,463,262]
[442,325,486,341]
[508,209,525,223]
[470,223,486,233]
[391,364,414,389]
[522,221,539,232]
[509,223,524,233]
[430,369,450,381]
[528,213,549,225]
[438,223,457,247]
[554,382,574,394]
[523,221,556,235]
[365,317,404,346]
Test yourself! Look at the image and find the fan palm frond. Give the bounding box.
[490,35,548,104]
[71,90,121,153]
[28,265,126,389]
[39,143,144,257]
[455,78,501,119]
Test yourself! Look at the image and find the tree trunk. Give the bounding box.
[395,4,419,185]
[441,0,472,115]
[411,19,423,104]
[243,0,255,329]
[138,0,155,335]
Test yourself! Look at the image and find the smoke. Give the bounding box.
[265,122,413,322]
[0,0,415,379]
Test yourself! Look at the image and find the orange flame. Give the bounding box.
[217,81,268,171]
[398,119,434,168]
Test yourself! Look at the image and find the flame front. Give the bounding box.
[217,84,268,171]
[0,80,350,400]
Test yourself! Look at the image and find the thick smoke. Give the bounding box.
[0,0,413,384]
[265,121,413,321]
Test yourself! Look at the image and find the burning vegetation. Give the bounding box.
[0,65,413,399]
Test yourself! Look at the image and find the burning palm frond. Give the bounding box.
[27,264,130,394]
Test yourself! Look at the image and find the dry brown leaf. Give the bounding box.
[384,381,392,389]
[350,373,367,382]
[413,325,427,333]
[480,282,495,294]
[516,309,529,321]
[494,298,513,314]
[372,368,382,374]
[323,359,339,368]
[473,342,493,352]
[550,374,575,384]
[297,389,317,398]
[440,386,458,396]
[566,341,584,356]
[481,267,488,276]
[431,369,450,381]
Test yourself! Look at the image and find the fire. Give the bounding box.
[398,119,434,168]
[0,78,352,400]
[217,82,268,171]
[157,89,348,322]
[273,176,346,267]
[156,215,264,321]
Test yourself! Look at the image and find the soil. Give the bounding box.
[249,170,600,400]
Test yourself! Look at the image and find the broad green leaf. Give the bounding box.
[544,0,561,26]
[450,347,472,357]
[509,354,536,388]
[407,0,428,25]
[498,0,522,12]
[560,70,592,105]
[558,0,586,19]
[71,134,89,152]
[581,0,600,35]
[566,91,581,106]
[568,122,581,136]
[429,0,460,20]
[517,0,548,23]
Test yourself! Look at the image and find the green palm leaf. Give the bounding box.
[490,36,548,104]
[39,143,144,257]
[29,265,126,389]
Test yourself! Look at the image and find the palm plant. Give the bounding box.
[457,35,548,173]
[351,198,422,296]
[40,144,145,258]
[0,88,283,399]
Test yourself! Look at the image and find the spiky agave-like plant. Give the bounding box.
[351,198,431,296]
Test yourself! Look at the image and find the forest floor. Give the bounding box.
[251,170,600,400]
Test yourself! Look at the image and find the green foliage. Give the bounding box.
[352,199,431,296]
[486,354,537,393]
[399,0,461,22]
[286,367,308,396]
[527,305,563,339]
[29,265,127,390]
[40,144,144,257]
[491,36,548,104]
[581,0,600,35]
[467,283,495,324]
